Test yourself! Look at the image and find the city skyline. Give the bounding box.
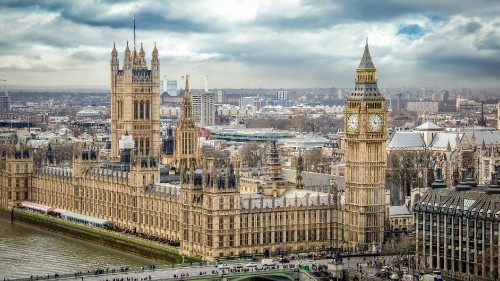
[1,1,500,90]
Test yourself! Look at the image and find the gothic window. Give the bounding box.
[140,138,144,155]
[145,138,150,155]
[134,101,138,119]
[145,101,150,119]
[140,101,144,119]
[219,197,224,209]
[24,164,28,173]
[16,164,20,173]
[229,196,234,209]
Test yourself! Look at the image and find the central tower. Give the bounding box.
[110,42,160,160]
[344,40,387,251]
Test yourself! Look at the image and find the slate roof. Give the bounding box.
[389,205,412,216]
[413,186,500,218]
[415,122,443,131]
[429,132,462,149]
[358,42,375,69]
[464,130,500,146]
[240,188,334,210]
[388,132,426,149]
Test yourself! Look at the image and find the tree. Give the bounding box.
[33,143,74,166]
[239,142,267,167]
[201,147,229,168]
[303,148,330,173]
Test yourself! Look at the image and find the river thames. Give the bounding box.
[0,218,160,280]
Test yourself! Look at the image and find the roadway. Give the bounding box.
[26,260,301,281]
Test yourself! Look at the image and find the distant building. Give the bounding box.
[160,80,165,95]
[406,101,438,114]
[167,80,177,96]
[497,100,500,130]
[191,92,215,127]
[240,97,257,107]
[0,91,10,113]
[277,89,288,100]
[217,89,225,103]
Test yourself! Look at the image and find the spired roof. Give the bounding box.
[358,39,376,69]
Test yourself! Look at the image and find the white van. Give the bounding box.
[261,259,276,266]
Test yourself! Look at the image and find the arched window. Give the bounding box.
[140,138,144,155]
[140,101,144,119]
[219,198,224,209]
[145,101,150,119]
[145,138,150,155]
[134,101,138,119]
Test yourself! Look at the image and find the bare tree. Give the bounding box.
[201,147,229,168]
[239,142,267,167]
[303,148,330,173]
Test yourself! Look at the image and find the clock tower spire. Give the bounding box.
[344,39,387,251]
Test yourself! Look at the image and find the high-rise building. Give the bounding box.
[277,89,288,100]
[110,42,160,160]
[191,90,215,127]
[0,90,10,113]
[217,89,225,103]
[167,80,178,96]
[344,40,387,251]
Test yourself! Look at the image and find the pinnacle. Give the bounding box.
[357,41,376,69]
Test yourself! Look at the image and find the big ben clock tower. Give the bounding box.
[344,39,387,251]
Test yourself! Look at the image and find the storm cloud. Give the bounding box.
[0,0,499,90]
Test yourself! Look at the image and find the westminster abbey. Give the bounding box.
[0,41,387,259]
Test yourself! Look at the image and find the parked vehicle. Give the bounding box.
[246,262,258,267]
[261,259,276,266]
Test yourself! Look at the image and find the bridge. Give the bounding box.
[9,267,300,281]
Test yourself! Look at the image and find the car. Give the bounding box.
[234,263,244,268]
[279,258,290,263]
[215,261,224,269]
[246,262,258,267]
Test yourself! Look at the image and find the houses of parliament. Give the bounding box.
[0,40,387,259]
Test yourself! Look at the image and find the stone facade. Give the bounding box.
[344,40,387,251]
[0,42,384,259]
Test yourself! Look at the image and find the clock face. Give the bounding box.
[347,114,358,132]
[368,114,383,132]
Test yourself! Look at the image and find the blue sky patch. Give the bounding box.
[397,24,426,39]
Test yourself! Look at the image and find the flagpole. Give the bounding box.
[133,13,136,46]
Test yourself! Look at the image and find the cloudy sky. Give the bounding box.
[1,0,500,91]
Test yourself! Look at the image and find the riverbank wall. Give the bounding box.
[0,207,201,264]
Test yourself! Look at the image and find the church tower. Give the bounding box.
[174,75,200,171]
[344,40,387,251]
[110,42,160,160]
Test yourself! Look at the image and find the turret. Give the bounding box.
[295,150,304,189]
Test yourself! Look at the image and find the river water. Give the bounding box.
[0,218,160,280]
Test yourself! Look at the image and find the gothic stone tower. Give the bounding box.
[110,42,160,160]
[344,40,387,251]
[174,76,200,171]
